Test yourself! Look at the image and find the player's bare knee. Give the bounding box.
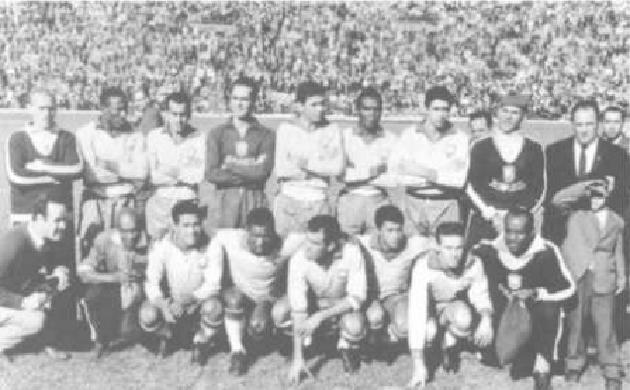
[271,297,291,330]
[139,301,163,332]
[365,301,385,330]
[340,312,366,343]
[200,297,223,328]
[22,310,46,335]
[390,299,409,339]
[447,301,472,338]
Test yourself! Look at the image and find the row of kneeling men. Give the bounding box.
[0,191,584,390]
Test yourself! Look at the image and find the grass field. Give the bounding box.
[1,333,629,390]
[0,112,614,390]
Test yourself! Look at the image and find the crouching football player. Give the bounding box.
[207,207,303,375]
[407,222,493,387]
[139,200,223,364]
[358,205,430,359]
[273,215,368,384]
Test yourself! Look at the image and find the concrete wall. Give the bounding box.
[0,110,573,234]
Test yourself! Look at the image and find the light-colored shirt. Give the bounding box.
[147,126,205,199]
[408,252,491,350]
[341,127,397,196]
[288,241,366,313]
[275,121,344,201]
[388,124,469,194]
[358,234,428,299]
[573,138,599,176]
[76,120,148,197]
[208,229,305,302]
[492,131,524,163]
[144,234,222,304]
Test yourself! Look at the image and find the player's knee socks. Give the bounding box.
[225,316,245,353]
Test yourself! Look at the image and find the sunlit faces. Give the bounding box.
[378,221,405,253]
[437,234,464,269]
[173,213,202,249]
[426,99,451,131]
[358,97,382,131]
[36,201,68,242]
[29,92,56,131]
[573,107,598,146]
[247,224,276,256]
[165,100,189,135]
[504,213,534,256]
[230,84,255,120]
[299,95,327,125]
[496,105,524,134]
[601,110,624,140]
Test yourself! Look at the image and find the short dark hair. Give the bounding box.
[171,200,201,224]
[246,207,275,232]
[435,222,464,243]
[232,76,259,101]
[425,86,455,108]
[469,109,492,128]
[570,99,600,122]
[296,81,326,104]
[100,86,128,110]
[374,205,404,229]
[356,87,382,111]
[32,189,68,220]
[307,215,341,243]
[602,105,626,122]
[165,91,191,117]
[505,205,534,233]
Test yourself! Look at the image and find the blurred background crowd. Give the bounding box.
[1,1,629,118]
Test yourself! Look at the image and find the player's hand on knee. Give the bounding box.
[296,313,322,337]
[473,315,493,348]
[52,266,71,291]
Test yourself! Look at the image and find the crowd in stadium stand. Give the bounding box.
[0,2,629,118]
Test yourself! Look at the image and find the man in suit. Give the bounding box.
[543,99,630,244]
[552,181,625,390]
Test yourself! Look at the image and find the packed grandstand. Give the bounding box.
[0,2,629,118]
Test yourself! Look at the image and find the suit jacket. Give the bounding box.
[561,209,625,294]
[543,137,630,243]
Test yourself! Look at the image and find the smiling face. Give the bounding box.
[496,105,524,134]
[504,213,534,256]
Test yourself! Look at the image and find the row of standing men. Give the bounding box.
[3,81,630,390]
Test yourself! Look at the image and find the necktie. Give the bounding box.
[578,144,587,177]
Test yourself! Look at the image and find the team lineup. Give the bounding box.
[2,79,629,390]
